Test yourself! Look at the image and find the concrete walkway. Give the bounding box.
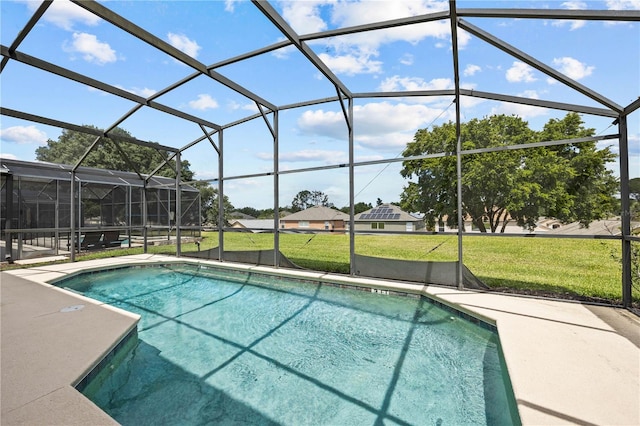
[2,254,639,425]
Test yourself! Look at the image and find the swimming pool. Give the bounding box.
[58,264,520,425]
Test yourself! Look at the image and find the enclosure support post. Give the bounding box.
[348,97,355,275]
[273,111,280,267]
[54,179,59,254]
[176,151,182,257]
[70,171,76,262]
[218,130,224,261]
[127,185,132,248]
[450,0,464,290]
[77,178,82,259]
[143,180,148,253]
[618,115,632,307]
[4,173,13,262]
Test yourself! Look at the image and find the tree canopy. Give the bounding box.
[291,190,332,212]
[629,177,640,201]
[34,126,224,222]
[35,126,194,181]
[400,113,618,232]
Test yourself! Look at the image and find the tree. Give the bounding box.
[339,202,372,214]
[196,184,234,227]
[34,126,220,219]
[291,190,330,212]
[629,178,640,202]
[36,126,194,181]
[400,113,618,232]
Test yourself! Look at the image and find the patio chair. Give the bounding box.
[79,231,104,250]
[103,231,123,248]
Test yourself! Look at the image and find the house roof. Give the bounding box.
[281,205,348,221]
[229,219,275,230]
[355,204,419,222]
[230,212,256,220]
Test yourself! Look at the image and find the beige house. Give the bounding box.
[280,206,349,231]
[354,204,425,232]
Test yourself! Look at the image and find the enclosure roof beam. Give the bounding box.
[70,0,276,112]
[0,0,52,73]
[209,40,291,69]
[457,8,640,21]
[1,107,179,153]
[197,124,220,155]
[145,153,178,183]
[252,0,353,99]
[623,97,640,116]
[459,89,619,118]
[458,19,623,112]
[354,90,456,99]
[72,135,102,172]
[0,46,222,131]
[300,10,450,41]
[461,134,620,156]
[222,89,455,130]
[206,11,449,71]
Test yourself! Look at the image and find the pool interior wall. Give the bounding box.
[55,263,521,425]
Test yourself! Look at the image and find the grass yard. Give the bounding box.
[189,231,627,303]
[3,230,634,305]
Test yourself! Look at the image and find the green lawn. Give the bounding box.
[4,231,634,305]
[188,231,628,303]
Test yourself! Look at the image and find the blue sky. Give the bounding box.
[1,0,638,210]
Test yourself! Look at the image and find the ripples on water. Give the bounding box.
[62,265,518,426]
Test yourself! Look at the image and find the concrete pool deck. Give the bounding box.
[1,254,639,425]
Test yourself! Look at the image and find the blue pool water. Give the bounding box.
[59,264,520,425]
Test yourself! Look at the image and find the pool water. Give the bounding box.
[60,264,520,425]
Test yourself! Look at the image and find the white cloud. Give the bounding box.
[552,57,594,80]
[0,153,18,160]
[167,33,201,58]
[281,0,329,34]
[519,90,541,99]
[277,1,467,76]
[23,0,101,30]
[189,94,219,110]
[0,125,48,145]
[606,0,640,10]
[297,101,455,150]
[463,64,482,77]
[318,52,382,75]
[490,90,549,119]
[228,100,259,112]
[117,86,157,98]
[551,1,588,30]
[379,75,453,92]
[257,149,348,163]
[400,54,414,66]
[271,42,297,59]
[506,61,537,83]
[490,103,549,119]
[225,0,240,12]
[64,32,117,65]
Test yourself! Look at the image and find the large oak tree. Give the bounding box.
[400,113,618,232]
[34,126,228,223]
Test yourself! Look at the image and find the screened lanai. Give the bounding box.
[0,158,200,260]
[0,1,638,307]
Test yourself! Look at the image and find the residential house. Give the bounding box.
[229,219,276,233]
[354,204,425,232]
[280,205,348,231]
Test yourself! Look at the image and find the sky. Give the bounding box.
[1,0,639,210]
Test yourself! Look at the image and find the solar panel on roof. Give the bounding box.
[392,213,400,219]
